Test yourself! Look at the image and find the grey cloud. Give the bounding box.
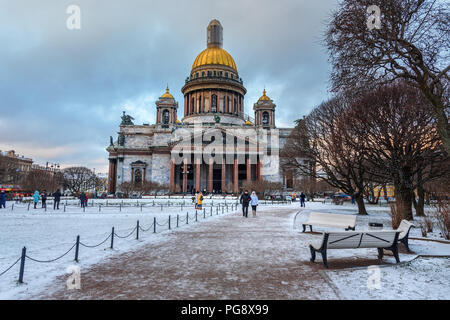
[0,0,338,172]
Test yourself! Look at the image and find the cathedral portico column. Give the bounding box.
[169,159,175,193]
[233,158,238,193]
[221,158,226,193]
[257,159,263,181]
[246,157,251,182]
[195,158,201,192]
[182,159,187,193]
[208,158,213,192]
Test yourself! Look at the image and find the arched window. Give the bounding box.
[262,111,269,125]
[134,169,142,183]
[163,109,170,124]
[211,94,217,112]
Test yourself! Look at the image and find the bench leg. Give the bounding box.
[400,237,411,252]
[309,245,316,262]
[310,225,313,232]
[391,244,400,263]
[302,224,306,233]
[321,250,328,268]
[377,248,384,260]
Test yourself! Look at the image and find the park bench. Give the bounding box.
[396,220,414,252]
[302,212,357,232]
[309,230,401,268]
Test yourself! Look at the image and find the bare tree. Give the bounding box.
[282,94,371,215]
[347,82,448,220]
[325,0,450,152]
[62,167,96,196]
[22,169,63,193]
[117,182,135,198]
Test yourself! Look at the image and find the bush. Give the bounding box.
[434,199,449,240]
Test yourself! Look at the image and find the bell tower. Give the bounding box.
[254,89,276,128]
[156,86,178,125]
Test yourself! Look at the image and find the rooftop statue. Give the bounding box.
[121,111,134,126]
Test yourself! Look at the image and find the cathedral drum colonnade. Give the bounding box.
[107,20,299,195]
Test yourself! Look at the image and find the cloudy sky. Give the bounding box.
[0,0,337,173]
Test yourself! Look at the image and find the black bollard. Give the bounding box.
[168,216,171,230]
[136,221,139,240]
[75,236,80,262]
[177,214,179,228]
[186,212,189,224]
[153,217,156,233]
[110,227,114,249]
[18,247,26,284]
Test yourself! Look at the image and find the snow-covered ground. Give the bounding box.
[326,257,450,299]
[0,199,448,299]
[0,200,239,299]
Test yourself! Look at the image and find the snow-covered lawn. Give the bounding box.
[0,199,448,299]
[326,257,450,300]
[0,201,238,299]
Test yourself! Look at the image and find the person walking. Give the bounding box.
[0,191,6,209]
[196,191,203,210]
[250,191,259,217]
[240,190,250,218]
[53,189,61,210]
[193,191,198,209]
[41,191,47,209]
[80,191,87,208]
[300,192,306,208]
[33,190,40,209]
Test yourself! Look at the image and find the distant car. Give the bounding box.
[331,193,352,201]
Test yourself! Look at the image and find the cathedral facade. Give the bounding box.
[106,20,297,195]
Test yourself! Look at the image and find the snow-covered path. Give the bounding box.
[34,207,340,299]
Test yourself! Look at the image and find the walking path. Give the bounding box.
[35,207,339,299]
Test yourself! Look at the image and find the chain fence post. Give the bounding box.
[161,204,163,211]
[186,212,189,224]
[75,235,80,262]
[18,247,26,284]
[153,217,156,233]
[136,221,139,239]
[140,204,143,212]
[119,203,121,212]
[168,216,171,230]
[12,204,14,211]
[28,202,30,211]
[64,204,66,212]
[177,214,179,227]
[110,227,115,249]
[196,211,198,222]
[99,204,101,212]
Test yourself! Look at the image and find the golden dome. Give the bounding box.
[161,86,174,99]
[258,89,271,101]
[192,47,237,72]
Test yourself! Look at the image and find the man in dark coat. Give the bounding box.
[300,192,306,208]
[240,190,251,218]
[80,192,87,208]
[53,190,62,210]
[0,191,6,209]
[41,191,47,209]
